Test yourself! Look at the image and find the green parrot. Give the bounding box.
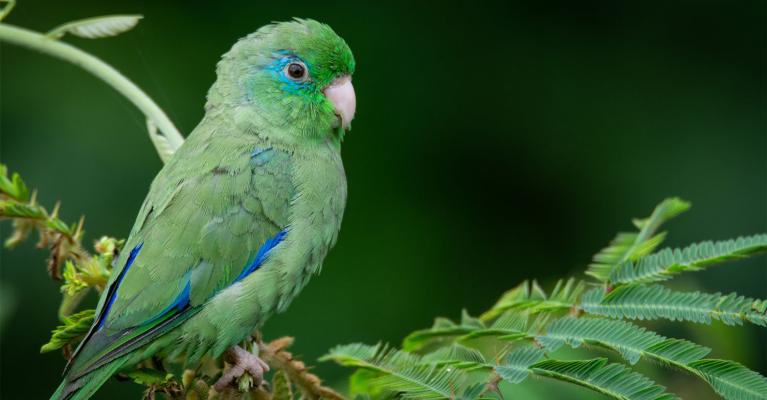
[51,18,355,400]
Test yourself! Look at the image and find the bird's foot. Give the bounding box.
[214,345,270,391]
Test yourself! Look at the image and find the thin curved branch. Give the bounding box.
[0,22,184,157]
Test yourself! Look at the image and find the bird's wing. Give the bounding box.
[66,135,296,378]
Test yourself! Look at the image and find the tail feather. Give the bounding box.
[50,358,126,400]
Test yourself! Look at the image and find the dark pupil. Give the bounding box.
[287,63,305,79]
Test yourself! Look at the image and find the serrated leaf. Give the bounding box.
[322,343,480,400]
[40,309,95,353]
[45,217,74,235]
[610,234,767,285]
[530,358,679,400]
[0,200,46,219]
[481,279,585,321]
[541,317,666,365]
[403,313,485,352]
[421,343,489,370]
[690,359,767,400]
[47,15,143,40]
[494,345,544,384]
[587,198,690,282]
[581,285,767,327]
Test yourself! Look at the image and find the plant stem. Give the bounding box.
[0,22,184,151]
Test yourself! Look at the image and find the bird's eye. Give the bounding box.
[284,62,308,81]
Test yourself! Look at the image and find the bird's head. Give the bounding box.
[208,19,356,140]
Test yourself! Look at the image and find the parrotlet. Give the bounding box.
[51,18,355,400]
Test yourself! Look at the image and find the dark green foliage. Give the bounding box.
[324,199,767,400]
[528,358,678,400]
[586,198,690,283]
[610,234,767,285]
[689,360,767,400]
[581,285,767,327]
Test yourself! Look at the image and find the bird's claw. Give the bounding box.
[214,345,270,391]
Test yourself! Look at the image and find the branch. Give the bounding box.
[258,336,345,400]
[0,21,184,159]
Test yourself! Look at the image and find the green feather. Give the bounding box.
[52,18,353,400]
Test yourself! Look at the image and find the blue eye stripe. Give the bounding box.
[265,53,312,93]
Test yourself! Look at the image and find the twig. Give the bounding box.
[258,336,345,400]
[0,22,184,158]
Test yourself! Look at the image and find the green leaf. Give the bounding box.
[530,358,679,400]
[494,345,544,384]
[40,309,95,353]
[47,15,143,40]
[540,317,669,365]
[644,339,712,366]
[403,315,485,352]
[271,370,293,400]
[581,285,767,327]
[535,317,758,397]
[0,165,30,201]
[421,343,489,371]
[45,217,74,235]
[0,200,46,219]
[689,359,767,400]
[610,234,767,285]
[481,278,585,321]
[123,368,173,386]
[61,261,88,296]
[322,343,480,400]
[587,198,690,282]
[460,311,530,341]
[349,369,385,399]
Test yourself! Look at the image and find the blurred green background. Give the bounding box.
[1,0,765,399]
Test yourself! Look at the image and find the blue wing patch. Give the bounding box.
[251,147,274,166]
[96,243,143,330]
[96,228,286,331]
[235,230,288,282]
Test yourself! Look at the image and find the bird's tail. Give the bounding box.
[50,358,127,400]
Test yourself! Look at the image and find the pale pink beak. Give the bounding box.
[323,75,356,130]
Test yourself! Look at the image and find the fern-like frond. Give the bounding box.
[421,343,490,371]
[403,311,486,352]
[532,316,767,399]
[321,343,480,400]
[40,309,94,353]
[460,311,531,341]
[586,198,690,282]
[481,278,586,321]
[494,345,545,384]
[529,358,679,400]
[688,359,767,400]
[495,346,678,399]
[539,317,690,365]
[644,338,712,366]
[610,234,767,285]
[581,285,767,327]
